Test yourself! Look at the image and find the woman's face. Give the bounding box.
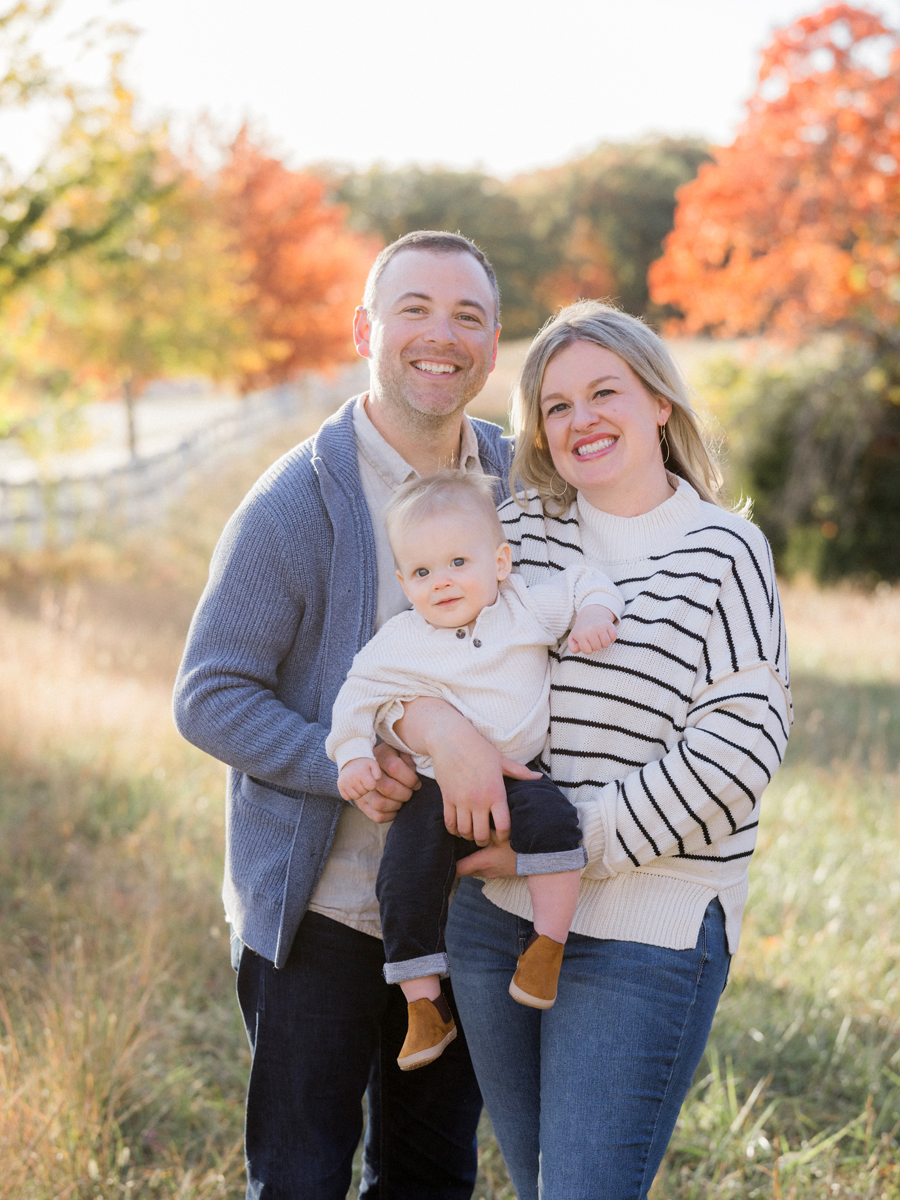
[539,340,673,516]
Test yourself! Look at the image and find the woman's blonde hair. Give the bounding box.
[509,300,725,513]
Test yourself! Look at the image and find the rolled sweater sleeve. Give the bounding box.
[172,500,340,799]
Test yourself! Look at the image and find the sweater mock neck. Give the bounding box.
[576,476,703,565]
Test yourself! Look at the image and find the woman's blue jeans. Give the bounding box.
[445,879,730,1200]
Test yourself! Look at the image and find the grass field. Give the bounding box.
[1,403,899,1199]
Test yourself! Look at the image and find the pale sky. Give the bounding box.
[3,0,900,178]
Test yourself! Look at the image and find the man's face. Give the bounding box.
[354,249,500,422]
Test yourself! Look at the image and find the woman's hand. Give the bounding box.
[456,839,518,880]
[353,742,419,824]
[395,697,540,846]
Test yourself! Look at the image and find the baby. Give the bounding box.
[326,470,622,1070]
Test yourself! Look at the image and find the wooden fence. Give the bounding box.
[0,368,365,550]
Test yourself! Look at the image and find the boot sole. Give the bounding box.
[509,978,556,1009]
[397,1026,457,1071]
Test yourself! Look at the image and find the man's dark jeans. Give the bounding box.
[234,910,483,1199]
[376,773,586,984]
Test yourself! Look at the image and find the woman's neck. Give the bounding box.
[578,465,675,518]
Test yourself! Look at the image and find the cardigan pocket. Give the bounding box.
[229,774,305,906]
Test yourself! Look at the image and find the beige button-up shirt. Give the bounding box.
[307,395,483,938]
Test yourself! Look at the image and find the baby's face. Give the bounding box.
[393,509,512,630]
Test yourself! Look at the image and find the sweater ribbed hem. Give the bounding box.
[481,870,745,954]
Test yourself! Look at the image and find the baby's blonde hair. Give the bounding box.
[385,470,505,558]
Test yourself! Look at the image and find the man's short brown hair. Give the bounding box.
[362,231,500,329]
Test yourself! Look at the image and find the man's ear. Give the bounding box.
[354,306,372,359]
[496,542,512,581]
[488,326,501,373]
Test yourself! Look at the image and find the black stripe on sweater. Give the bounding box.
[551,715,669,750]
[685,524,774,614]
[550,684,687,732]
[689,747,757,807]
[624,770,662,858]
[648,544,767,662]
[610,637,698,674]
[660,756,710,845]
[767,702,790,742]
[617,829,641,868]
[645,764,687,854]
[710,707,783,761]
[550,654,693,704]
[674,849,754,863]
[677,741,738,833]
[702,727,774,780]
[551,747,647,768]
[689,689,768,716]
[628,589,714,616]
[624,612,707,647]
[615,568,722,589]
[517,557,567,573]
[716,598,739,673]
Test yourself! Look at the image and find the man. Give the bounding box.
[173,231,515,1198]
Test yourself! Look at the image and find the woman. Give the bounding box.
[395,301,792,1199]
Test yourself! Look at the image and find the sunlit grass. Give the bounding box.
[1,400,899,1197]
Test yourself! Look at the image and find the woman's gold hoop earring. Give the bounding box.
[660,424,670,465]
[549,472,568,500]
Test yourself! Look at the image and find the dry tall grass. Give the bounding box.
[1,399,899,1198]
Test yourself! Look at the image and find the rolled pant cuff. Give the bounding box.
[383,953,450,984]
[515,845,588,876]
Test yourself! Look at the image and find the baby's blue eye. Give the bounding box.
[452,557,465,567]
[414,567,429,578]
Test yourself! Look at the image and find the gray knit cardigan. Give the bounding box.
[173,398,514,967]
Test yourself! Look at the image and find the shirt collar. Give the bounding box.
[353,393,480,487]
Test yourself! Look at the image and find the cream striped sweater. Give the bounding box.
[482,479,792,953]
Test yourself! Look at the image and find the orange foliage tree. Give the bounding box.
[649,5,900,343]
[219,130,379,390]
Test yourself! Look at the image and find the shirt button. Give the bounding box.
[473,639,482,648]
[456,629,466,639]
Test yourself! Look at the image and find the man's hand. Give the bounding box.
[353,742,419,824]
[456,838,518,880]
[568,603,619,654]
[337,757,382,803]
[395,697,540,847]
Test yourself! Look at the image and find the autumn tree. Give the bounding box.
[514,137,710,320]
[32,149,248,455]
[220,131,378,390]
[0,3,171,303]
[649,5,900,343]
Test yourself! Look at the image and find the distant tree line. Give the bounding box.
[328,136,710,339]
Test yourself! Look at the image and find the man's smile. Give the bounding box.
[410,359,462,376]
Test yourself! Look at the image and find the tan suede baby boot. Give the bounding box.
[397,994,457,1071]
[509,932,565,1009]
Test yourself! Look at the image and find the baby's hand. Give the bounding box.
[567,603,619,654]
[338,757,382,802]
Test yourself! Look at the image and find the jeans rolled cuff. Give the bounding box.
[383,953,450,984]
[515,845,588,876]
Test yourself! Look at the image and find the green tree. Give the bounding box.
[515,136,711,319]
[330,166,553,338]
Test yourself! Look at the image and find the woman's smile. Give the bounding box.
[573,433,617,458]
